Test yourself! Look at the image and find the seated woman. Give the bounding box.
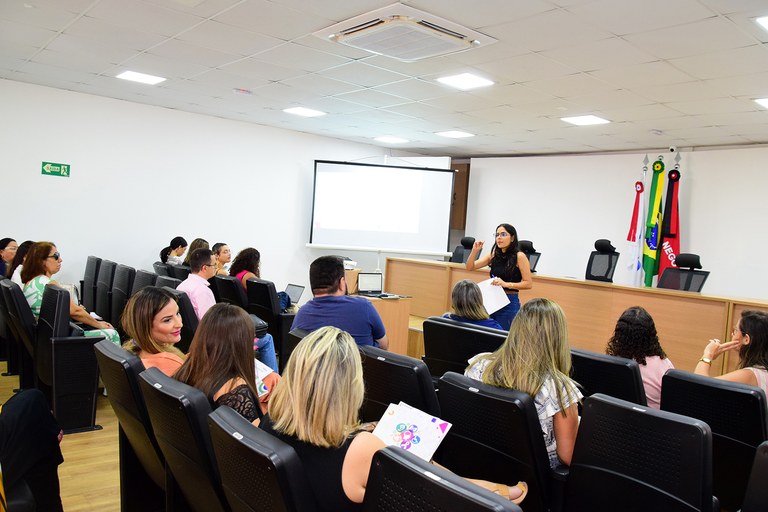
[0,237,17,278]
[212,242,231,276]
[466,298,581,468]
[694,310,768,395]
[182,238,209,267]
[229,247,261,288]
[174,303,279,420]
[260,326,526,509]
[606,306,674,409]
[159,236,187,265]
[22,242,120,345]
[121,287,186,376]
[444,279,503,330]
[10,239,33,286]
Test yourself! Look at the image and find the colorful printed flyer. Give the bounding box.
[372,402,452,461]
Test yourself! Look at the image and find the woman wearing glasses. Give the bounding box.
[21,241,120,344]
[694,310,768,395]
[465,223,532,330]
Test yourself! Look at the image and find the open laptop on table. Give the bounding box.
[356,273,397,298]
[284,283,304,305]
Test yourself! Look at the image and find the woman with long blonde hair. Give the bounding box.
[466,298,581,467]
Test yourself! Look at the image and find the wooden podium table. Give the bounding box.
[359,295,412,356]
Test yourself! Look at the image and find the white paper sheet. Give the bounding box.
[477,278,509,315]
[372,402,452,462]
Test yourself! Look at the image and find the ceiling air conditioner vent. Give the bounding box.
[314,3,497,62]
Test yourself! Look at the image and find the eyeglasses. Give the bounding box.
[46,252,61,261]
[733,327,744,336]
[494,232,510,238]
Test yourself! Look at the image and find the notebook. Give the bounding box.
[284,283,304,304]
[372,402,452,462]
[357,272,383,296]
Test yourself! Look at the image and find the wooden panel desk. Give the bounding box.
[385,257,768,375]
[362,295,412,356]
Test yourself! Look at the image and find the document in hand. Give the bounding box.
[372,402,452,461]
[477,278,509,315]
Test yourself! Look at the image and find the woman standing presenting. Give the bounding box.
[465,223,532,330]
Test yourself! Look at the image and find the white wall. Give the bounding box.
[467,148,768,301]
[1,79,427,301]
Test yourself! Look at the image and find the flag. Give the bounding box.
[642,158,665,287]
[659,168,681,278]
[626,167,646,287]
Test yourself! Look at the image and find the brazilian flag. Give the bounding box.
[643,159,665,287]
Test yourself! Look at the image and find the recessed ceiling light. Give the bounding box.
[283,107,327,117]
[436,73,494,91]
[116,70,166,85]
[755,16,768,32]
[374,136,409,143]
[561,115,610,126]
[754,98,768,108]
[435,130,475,138]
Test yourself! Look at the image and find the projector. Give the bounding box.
[343,260,358,270]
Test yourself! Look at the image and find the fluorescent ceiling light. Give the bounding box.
[374,136,409,143]
[436,73,494,91]
[756,16,768,32]
[436,130,475,138]
[116,70,166,85]
[754,98,768,108]
[283,107,327,117]
[561,115,610,126]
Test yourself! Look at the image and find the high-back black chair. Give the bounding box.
[742,440,768,512]
[162,287,198,354]
[246,278,296,360]
[434,372,564,512]
[657,253,710,292]
[661,369,768,511]
[111,264,136,339]
[81,255,102,312]
[153,261,170,277]
[359,345,440,423]
[0,279,31,388]
[1,280,37,389]
[156,275,182,289]
[95,259,117,323]
[566,393,716,512]
[0,278,19,377]
[518,240,541,272]
[450,236,476,264]
[139,367,228,512]
[283,328,309,374]
[36,284,104,432]
[130,270,157,297]
[213,275,249,309]
[167,264,191,281]
[208,406,317,512]
[94,340,172,511]
[364,446,523,512]
[422,316,507,381]
[585,239,620,282]
[570,348,647,406]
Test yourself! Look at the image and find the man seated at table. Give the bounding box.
[292,255,389,349]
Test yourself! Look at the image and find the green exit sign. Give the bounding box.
[41,161,70,177]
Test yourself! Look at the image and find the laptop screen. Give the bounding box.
[357,273,383,293]
[284,284,305,304]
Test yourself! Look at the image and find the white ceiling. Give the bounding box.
[3,0,768,157]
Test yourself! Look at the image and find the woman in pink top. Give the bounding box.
[229,247,261,289]
[606,306,674,409]
[122,287,186,376]
[695,310,768,395]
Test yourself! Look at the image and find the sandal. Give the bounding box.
[494,481,528,504]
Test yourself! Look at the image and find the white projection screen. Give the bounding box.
[310,160,454,255]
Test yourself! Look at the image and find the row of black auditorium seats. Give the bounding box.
[94,340,522,512]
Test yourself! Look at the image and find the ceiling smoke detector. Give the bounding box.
[314,3,496,62]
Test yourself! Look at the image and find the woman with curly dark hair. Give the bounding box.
[606,306,674,409]
[229,247,261,290]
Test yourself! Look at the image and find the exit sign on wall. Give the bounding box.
[41,161,70,177]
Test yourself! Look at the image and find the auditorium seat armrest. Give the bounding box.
[549,465,569,512]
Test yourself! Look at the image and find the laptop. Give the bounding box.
[284,284,305,305]
[357,273,384,297]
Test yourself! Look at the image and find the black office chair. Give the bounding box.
[661,369,768,511]
[364,446,523,512]
[657,253,710,292]
[566,393,717,512]
[81,255,102,312]
[139,367,228,512]
[422,316,507,382]
[155,275,182,289]
[246,278,296,361]
[167,264,191,281]
[94,340,178,511]
[153,261,170,277]
[36,284,104,432]
[0,278,19,377]
[95,259,117,323]
[130,270,157,297]
[585,239,620,282]
[208,406,317,512]
[283,328,309,374]
[212,275,249,309]
[742,440,768,512]
[434,372,565,512]
[162,287,198,354]
[570,348,647,406]
[0,279,28,387]
[359,345,440,423]
[450,236,477,264]
[518,240,541,272]
[111,264,136,339]
[1,280,37,390]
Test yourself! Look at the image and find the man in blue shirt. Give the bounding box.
[292,255,389,349]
